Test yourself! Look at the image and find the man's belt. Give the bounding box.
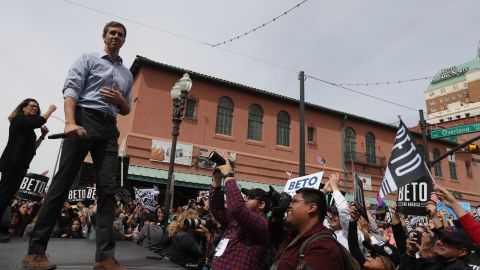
[79,107,116,122]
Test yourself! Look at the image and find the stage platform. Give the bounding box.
[0,238,184,270]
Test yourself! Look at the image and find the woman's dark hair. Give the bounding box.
[8,98,40,122]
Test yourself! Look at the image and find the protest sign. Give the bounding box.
[134,187,159,211]
[354,173,369,221]
[396,177,433,216]
[437,202,458,220]
[284,171,324,195]
[16,173,49,201]
[115,187,134,204]
[68,186,96,202]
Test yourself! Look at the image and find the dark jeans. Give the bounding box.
[0,168,27,230]
[29,108,119,261]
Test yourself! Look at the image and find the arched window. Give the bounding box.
[432,148,442,177]
[345,127,356,161]
[277,111,290,146]
[215,97,233,135]
[247,104,263,141]
[366,132,376,165]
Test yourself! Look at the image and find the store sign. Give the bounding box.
[355,173,372,191]
[431,66,468,83]
[151,139,193,166]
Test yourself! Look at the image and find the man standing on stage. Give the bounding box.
[24,21,132,270]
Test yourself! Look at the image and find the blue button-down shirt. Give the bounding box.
[63,51,133,117]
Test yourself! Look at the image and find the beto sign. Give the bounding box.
[284,171,324,195]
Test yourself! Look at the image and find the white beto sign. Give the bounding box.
[284,171,324,195]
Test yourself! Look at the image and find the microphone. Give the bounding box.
[47,133,67,139]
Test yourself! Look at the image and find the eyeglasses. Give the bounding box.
[291,197,305,204]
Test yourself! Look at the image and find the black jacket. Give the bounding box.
[165,231,204,267]
[0,115,46,171]
[399,255,471,270]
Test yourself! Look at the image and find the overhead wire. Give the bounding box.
[212,0,309,47]
[61,0,426,114]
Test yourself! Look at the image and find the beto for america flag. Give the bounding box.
[379,120,426,198]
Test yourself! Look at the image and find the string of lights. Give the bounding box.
[211,0,309,47]
[306,75,419,112]
[61,0,424,114]
[337,76,432,86]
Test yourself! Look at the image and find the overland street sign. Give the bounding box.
[430,123,480,139]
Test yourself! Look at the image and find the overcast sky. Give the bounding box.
[1,0,479,177]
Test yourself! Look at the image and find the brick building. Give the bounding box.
[117,56,480,207]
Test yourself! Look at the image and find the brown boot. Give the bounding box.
[22,254,35,267]
[93,257,126,270]
[25,253,57,270]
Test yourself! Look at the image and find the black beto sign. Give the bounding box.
[16,173,49,201]
[396,177,433,216]
[68,186,97,202]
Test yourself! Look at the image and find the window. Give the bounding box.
[307,125,315,144]
[366,132,376,165]
[458,91,462,97]
[440,97,444,102]
[431,107,437,113]
[184,99,196,119]
[449,161,457,180]
[430,99,436,105]
[247,104,263,141]
[445,95,449,101]
[215,97,233,135]
[432,149,442,177]
[429,92,434,97]
[466,161,473,177]
[441,88,446,93]
[277,111,290,146]
[345,127,356,161]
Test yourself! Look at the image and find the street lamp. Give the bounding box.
[164,73,192,213]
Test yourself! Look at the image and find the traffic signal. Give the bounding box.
[465,144,480,153]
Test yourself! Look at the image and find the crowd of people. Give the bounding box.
[1,160,480,270]
[0,20,479,270]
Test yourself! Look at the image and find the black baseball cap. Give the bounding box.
[241,188,269,202]
[433,226,475,251]
[363,241,400,267]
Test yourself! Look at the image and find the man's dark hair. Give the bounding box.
[296,188,327,222]
[103,21,127,38]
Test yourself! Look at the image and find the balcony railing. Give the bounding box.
[345,151,386,168]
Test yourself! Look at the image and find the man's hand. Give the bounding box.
[216,159,234,177]
[328,173,340,191]
[40,126,49,136]
[349,205,360,222]
[406,238,420,257]
[65,123,87,139]
[436,185,457,208]
[196,224,210,239]
[100,84,126,105]
[322,180,332,194]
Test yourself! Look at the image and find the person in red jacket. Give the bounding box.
[271,188,344,270]
[436,185,480,247]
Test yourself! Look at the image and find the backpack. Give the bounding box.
[297,232,362,270]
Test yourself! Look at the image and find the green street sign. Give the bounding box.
[430,123,480,139]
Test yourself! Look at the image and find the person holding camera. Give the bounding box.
[209,159,270,270]
[165,209,209,269]
[132,212,164,252]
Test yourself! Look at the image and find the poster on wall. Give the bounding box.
[151,139,193,166]
[196,147,237,169]
[354,173,372,191]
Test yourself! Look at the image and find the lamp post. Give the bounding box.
[163,73,192,213]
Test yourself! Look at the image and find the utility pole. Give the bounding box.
[299,71,305,176]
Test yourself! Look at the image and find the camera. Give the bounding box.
[184,218,208,229]
[208,151,226,165]
[268,185,292,220]
[415,231,423,244]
